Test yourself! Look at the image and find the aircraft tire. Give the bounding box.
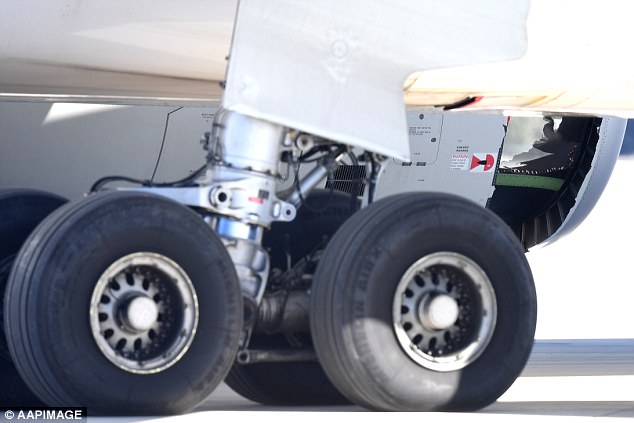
[0,189,67,408]
[310,192,536,411]
[225,189,354,405]
[4,191,242,414]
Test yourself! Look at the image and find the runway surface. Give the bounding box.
[86,154,634,421]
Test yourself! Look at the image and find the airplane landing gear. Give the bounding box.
[3,110,537,413]
[4,192,242,414]
[310,192,537,411]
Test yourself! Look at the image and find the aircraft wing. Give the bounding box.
[2,0,634,157]
[0,0,237,104]
[2,0,633,111]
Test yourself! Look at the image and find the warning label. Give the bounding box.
[451,153,497,172]
[450,154,470,170]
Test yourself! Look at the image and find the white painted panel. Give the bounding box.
[376,111,506,206]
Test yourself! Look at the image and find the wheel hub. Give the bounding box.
[121,295,159,333]
[90,252,199,374]
[418,293,459,331]
[392,252,497,372]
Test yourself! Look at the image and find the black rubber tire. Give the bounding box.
[310,192,537,411]
[4,191,242,414]
[224,190,355,405]
[0,189,67,408]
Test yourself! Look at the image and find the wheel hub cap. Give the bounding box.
[122,295,159,332]
[419,293,459,331]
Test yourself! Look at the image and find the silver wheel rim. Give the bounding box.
[392,252,497,372]
[90,252,199,374]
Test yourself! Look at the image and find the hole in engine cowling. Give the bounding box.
[487,116,601,250]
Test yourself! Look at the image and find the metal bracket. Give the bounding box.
[121,184,296,227]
